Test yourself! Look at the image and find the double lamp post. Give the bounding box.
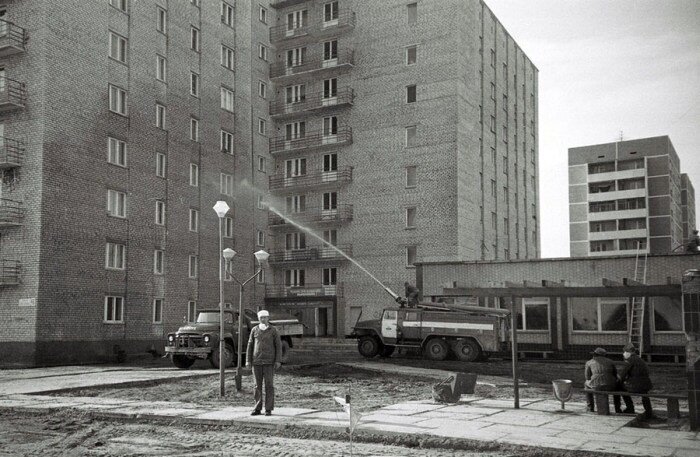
[213,201,269,397]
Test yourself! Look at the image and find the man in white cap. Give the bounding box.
[245,309,282,416]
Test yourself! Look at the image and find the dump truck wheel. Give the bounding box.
[358,335,381,358]
[454,339,481,362]
[380,345,395,358]
[210,344,234,368]
[172,355,195,369]
[280,339,291,363]
[424,338,449,361]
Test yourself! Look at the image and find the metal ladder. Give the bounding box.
[629,244,648,355]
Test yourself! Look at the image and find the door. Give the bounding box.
[286,195,306,213]
[381,309,398,341]
[322,267,337,292]
[322,78,338,106]
[285,232,306,260]
[322,116,338,143]
[322,192,338,219]
[316,308,328,336]
[322,153,338,182]
[286,10,307,35]
[284,158,306,186]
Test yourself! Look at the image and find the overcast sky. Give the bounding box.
[485,0,700,258]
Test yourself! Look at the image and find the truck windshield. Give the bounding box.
[196,312,233,323]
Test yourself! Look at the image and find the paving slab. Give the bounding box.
[377,402,445,415]
[558,430,641,444]
[300,411,349,421]
[479,423,564,438]
[414,410,486,420]
[360,422,432,434]
[438,404,502,416]
[263,407,317,417]
[496,434,583,450]
[479,409,561,427]
[359,413,432,425]
[470,398,536,408]
[637,436,700,449]
[415,418,492,431]
[524,399,588,412]
[545,414,633,433]
[427,426,508,441]
[578,441,674,457]
[191,407,251,422]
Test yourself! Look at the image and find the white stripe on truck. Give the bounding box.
[401,321,493,331]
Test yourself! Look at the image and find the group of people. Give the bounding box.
[584,344,653,418]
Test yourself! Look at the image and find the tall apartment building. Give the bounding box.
[263,0,540,336]
[682,173,696,242]
[0,0,271,366]
[569,136,696,258]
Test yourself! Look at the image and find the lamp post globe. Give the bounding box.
[213,201,230,218]
[254,249,270,264]
[223,248,236,261]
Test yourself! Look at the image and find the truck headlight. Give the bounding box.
[203,335,211,344]
[168,334,175,342]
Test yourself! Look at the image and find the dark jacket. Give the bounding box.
[618,354,652,392]
[585,356,618,389]
[246,325,281,366]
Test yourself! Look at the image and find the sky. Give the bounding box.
[485,0,700,258]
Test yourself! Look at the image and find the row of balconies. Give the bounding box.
[0,19,26,57]
[0,136,25,169]
[270,49,354,79]
[265,282,343,299]
[0,259,21,286]
[269,167,352,192]
[267,244,352,264]
[268,204,353,227]
[269,126,352,154]
[270,87,354,117]
[0,198,24,226]
[270,9,355,43]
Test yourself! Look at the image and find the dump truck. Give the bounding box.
[349,303,510,362]
[165,309,304,369]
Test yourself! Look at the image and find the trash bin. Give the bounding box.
[454,372,478,395]
[552,379,573,410]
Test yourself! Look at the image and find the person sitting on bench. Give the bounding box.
[618,343,653,419]
[585,347,622,413]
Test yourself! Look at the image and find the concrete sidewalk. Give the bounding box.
[1,393,697,456]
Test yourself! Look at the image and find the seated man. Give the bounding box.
[585,347,622,413]
[618,343,653,419]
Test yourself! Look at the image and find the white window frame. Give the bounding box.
[258,80,267,99]
[257,156,266,172]
[258,118,266,135]
[221,130,234,154]
[156,54,167,82]
[190,72,199,96]
[156,153,166,177]
[190,117,199,142]
[107,137,127,167]
[104,296,124,323]
[405,45,417,65]
[105,242,126,270]
[224,216,234,238]
[259,5,268,23]
[106,189,126,218]
[406,84,416,103]
[153,298,163,323]
[188,255,198,278]
[187,300,197,323]
[191,26,200,52]
[220,173,234,196]
[109,31,127,63]
[109,84,127,115]
[405,165,417,188]
[405,125,416,147]
[189,163,199,187]
[258,43,268,61]
[110,0,128,13]
[155,200,165,225]
[221,45,235,70]
[189,208,199,232]
[157,7,167,34]
[156,103,166,129]
[221,86,235,112]
[518,298,550,332]
[256,269,265,283]
[154,249,164,274]
[257,230,265,246]
[570,298,629,334]
[406,245,417,267]
[221,2,235,26]
[323,1,339,25]
[405,207,416,228]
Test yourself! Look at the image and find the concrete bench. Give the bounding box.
[584,389,686,418]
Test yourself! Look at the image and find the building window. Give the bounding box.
[406,245,417,267]
[106,189,126,218]
[257,195,265,209]
[190,118,199,142]
[323,39,338,61]
[407,2,417,25]
[405,207,416,228]
[491,212,497,231]
[322,192,337,212]
[286,47,306,67]
[191,26,200,51]
[188,255,198,278]
[221,45,235,70]
[257,269,265,283]
[220,173,234,196]
[489,115,496,133]
[284,269,305,287]
[490,179,496,197]
[502,125,508,142]
[189,163,199,187]
[503,217,508,234]
[652,297,683,332]
[156,153,166,177]
[190,72,199,96]
[189,208,199,232]
[258,80,267,99]
[406,85,417,103]
[259,5,268,23]
[187,301,197,323]
[287,9,308,31]
[258,155,266,172]
[110,0,128,12]
[157,7,167,34]
[109,85,127,115]
[490,82,495,100]
[107,137,127,167]
[405,125,417,147]
[221,87,234,111]
[285,121,306,140]
[405,166,417,188]
[154,249,164,274]
[286,195,306,213]
[258,43,268,61]
[221,2,234,26]
[109,32,127,63]
[322,116,337,136]
[105,242,126,270]
[516,298,549,331]
[324,1,339,24]
[156,55,167,81]
[571,297,628,332]
[406,45,417,65]
[156,103,166,129]
[503,94,508,111]
[258,118,266,135]
[323,267,337,287]
[257,230,265,246]
[151,298,163,323]
[191,0,200,6]
[224,216,234,238]
[503,156,508,174]
[155,200,165,225]
[104,296,124,323]
[221,130,234,154]
[286,84,306,104]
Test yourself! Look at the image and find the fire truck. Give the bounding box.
[349,303,510,362]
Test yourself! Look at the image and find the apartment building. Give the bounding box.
[569,136,696,258]
[263,0,540,336]
[0,0,271,366]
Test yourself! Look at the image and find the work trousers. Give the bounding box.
[586,383,622,412]
[253,364,275,412]
[622,388,652,417]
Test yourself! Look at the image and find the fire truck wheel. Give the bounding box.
[424,338,449,361]
[380,345,395,358]
[172,355,196,369]
[280,339,291,363]
[454,339,481,362]
[211,344,234,368]
[358,335,381,358]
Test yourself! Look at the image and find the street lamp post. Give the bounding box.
[213,201,231,397]
[223,248,269,391]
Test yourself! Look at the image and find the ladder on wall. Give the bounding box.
[629,244,648,355]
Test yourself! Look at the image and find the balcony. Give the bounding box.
[270,10,356,43]
[270,87,354,117]
[270,49,354,80]
[268,204,353,227]
[0,198,24,226]
[268,244,352,264]
[0,259,21,286]
[588,167,645,184]
[0,77,26,112]
[269,167,352,192]
[270,0,309,9]
[269,127,352,154]
[0,136,24,169]
[588,188,646,202]
[265,282,343,299]
[0,20,27,57]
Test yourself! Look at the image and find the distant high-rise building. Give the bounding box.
[569,136,695,257]
[681,173,697,243]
